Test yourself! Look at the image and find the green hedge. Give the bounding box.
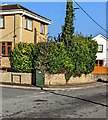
[10,38,98,81]
[10,43,32,72]
[65,37,98,81]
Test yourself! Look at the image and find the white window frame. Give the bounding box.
[40,23,45,34]
[25,18,32,31]
[98,45,103,53]
[0,16,4,28]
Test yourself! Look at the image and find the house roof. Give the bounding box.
[0,4,51,24]
[92,34,108,41]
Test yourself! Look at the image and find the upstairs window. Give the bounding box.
[0,16,4,28]
[2,42,12,56]
[25,18,32,31]
[40,23,45,34]
[98,45,103,53]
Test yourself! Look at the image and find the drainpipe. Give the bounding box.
[13,14,17,46]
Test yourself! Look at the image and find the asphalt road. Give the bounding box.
[1,83,108,119]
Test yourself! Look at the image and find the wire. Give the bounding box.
[0,27,48,40]
[73,0,108,33]
[0,27,20,39]
[1,1,107,39]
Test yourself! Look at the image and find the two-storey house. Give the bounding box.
[92,34,108,74]
[92,34,108,67]
[0,4,51,70]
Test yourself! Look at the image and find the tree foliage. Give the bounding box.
[10,43,32,72]
[65,36,98,81]
[10,37,98,81]
[61,0,74,46]
[9,0,98,82]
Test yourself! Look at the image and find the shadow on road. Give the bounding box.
[43,89,108,108]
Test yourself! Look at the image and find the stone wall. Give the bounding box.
[45,73,66,85]
[0,71,108,85]
[45,73,108,85]
[2,57,10,68]
[45,73,97,85]
[92,74,108,81]
[0,72,11,83]
[0,72,31,85]
[67,74,96,85]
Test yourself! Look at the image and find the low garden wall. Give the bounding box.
[0,72,31,85]
[46,73,108,85]
[0,71,108,85]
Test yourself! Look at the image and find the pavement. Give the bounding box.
[0,81,107,91]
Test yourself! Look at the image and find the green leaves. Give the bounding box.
[9,42,32,72]
[61,0,74,46]
[64,36,98,81]
[10,37,98,82]
[9,0,97,81]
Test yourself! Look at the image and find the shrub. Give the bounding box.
[10,42,32,72]
[64,37,98,81]
[10,37,98,81]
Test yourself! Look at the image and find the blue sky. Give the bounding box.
[6,2,106,37]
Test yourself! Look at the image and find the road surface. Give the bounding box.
[1,83,108,119]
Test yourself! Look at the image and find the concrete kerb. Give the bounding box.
[0,84,41,90]
[0,82,107,91]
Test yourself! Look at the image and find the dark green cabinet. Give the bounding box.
[36,69,45,87]
[32,69,45,87]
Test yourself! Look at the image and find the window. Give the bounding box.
[95,60,98,66]
[99,60,103,66]
[96,60,104,66]
[2,42,12,56]
[40,23,45,34]
[98,45,103,53]
[25,18,32,31]
[0,16,4,28]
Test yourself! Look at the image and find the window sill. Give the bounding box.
[2,55,9,57]
[40,32,45,35]
[0,27,5,29]
[25,28,33,32]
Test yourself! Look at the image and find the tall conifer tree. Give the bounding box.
[61,0,74,46]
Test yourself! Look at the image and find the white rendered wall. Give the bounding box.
[92,34,108,66]
[106,40,108,67]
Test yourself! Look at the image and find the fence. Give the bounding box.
[92,66,108,74]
